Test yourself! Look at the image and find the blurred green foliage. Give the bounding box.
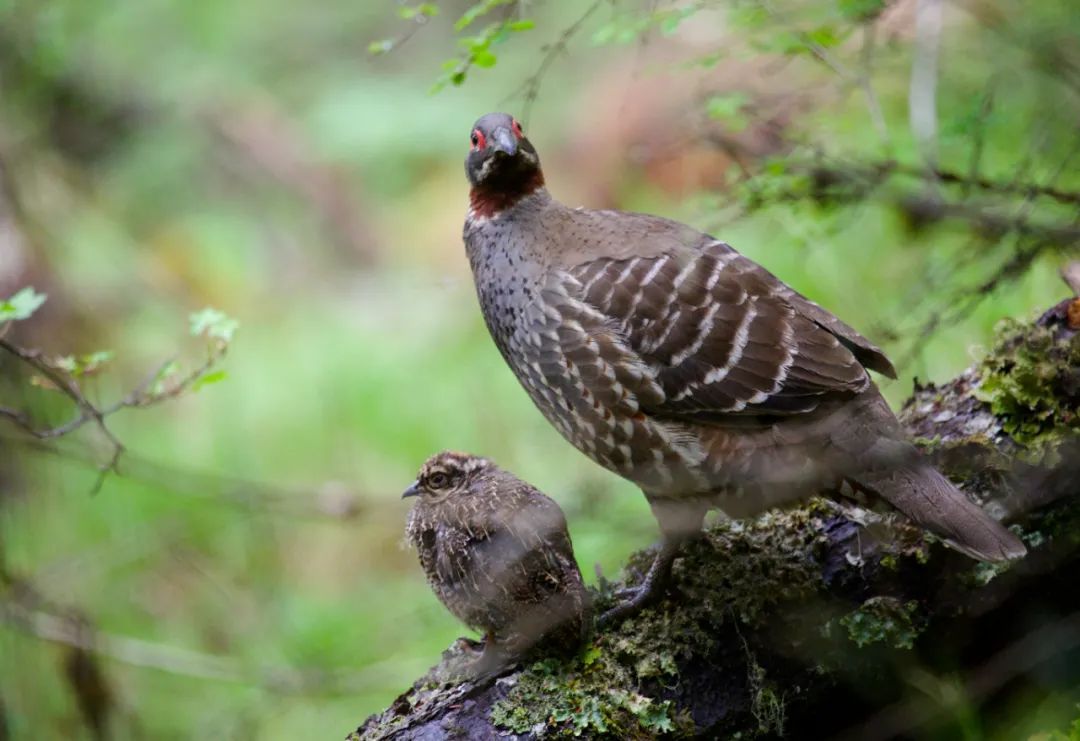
[0,0,1077,738]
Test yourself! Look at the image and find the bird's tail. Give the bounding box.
[856,462,1027,563]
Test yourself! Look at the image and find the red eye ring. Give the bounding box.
[470,129,486,151]
[511,119,524,138]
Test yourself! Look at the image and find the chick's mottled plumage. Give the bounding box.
[404,452,589,662]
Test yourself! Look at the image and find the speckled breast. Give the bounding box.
[467,237,709,497]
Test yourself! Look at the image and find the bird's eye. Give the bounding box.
[470,130,485,151]
[428,472,450,489]
[511,119,523,138]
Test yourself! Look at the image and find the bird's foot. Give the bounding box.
[597,539,681,628]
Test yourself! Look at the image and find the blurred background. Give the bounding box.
[0,0,1077,738]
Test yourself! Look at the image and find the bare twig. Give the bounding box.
[0,584,426,694]
[964,81,996,197]
[517,0,606,124]
[4,434,367,521]
[741,158,1080,243]
[857,23,890,148]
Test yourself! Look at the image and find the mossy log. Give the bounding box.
[354,299,1080,740]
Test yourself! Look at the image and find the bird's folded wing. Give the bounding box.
[560,242,892,423]
[479,499,576,604]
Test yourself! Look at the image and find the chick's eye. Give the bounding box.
[511,119,523,138]
[428,472,449,489]
[470,130,485,150]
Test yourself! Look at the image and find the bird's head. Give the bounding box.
[465,112,544,215]
[402,451,495,504]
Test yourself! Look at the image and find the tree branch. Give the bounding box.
[354,296,1080,740]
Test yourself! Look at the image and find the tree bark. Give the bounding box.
[353,298,1080,740]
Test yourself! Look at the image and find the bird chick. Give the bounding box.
[403,452,590,676]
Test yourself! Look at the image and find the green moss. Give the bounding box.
[490,653,686,738]
[745,647,787,737]
[613,509,824,678]
[974,317,1080,446]
[490,509,824,738]
[840,596,922,649]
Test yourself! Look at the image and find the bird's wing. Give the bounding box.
[474,495,577,604]
[432,528,476,587]
[558,240,891,424]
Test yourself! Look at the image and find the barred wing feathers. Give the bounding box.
[565,241,892,424]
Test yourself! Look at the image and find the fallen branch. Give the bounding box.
[354,296,1080,740]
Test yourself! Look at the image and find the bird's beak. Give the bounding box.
[402,481,421,499]
[491,126,518,157]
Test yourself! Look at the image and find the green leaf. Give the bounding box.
[758,30,807,55]
[686,51,726,69]
[464,34,490,53]
[590,13,650,45]
[729,5,770,30]
[367,38,395,55]
[507,19,534,32]
[0,286,47,322]
[455,0,513,32]
[472,49,497,68]
[189,307,239,342]
[591,21,617,45]
[706,92,751,131]
[837,0,886,21]
[656,7,695,35]
[763,158,788,176]
[581,644,602,666]
[54,350,115,377]
[191,369,228,392]
[806,25,843,49]
[150,360,180,396]
[399,4,439,20]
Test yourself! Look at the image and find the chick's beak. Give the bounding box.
[491,126,518,157]
[402,481,421,499]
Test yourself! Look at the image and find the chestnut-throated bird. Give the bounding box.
[460,112,1025,623]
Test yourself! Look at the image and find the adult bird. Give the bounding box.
[460,111,1025,623]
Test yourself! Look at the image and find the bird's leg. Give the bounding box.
[598,537,682,627]
[597,497,707,628]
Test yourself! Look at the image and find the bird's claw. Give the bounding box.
[598,582,664,628]
[597,540,684,628]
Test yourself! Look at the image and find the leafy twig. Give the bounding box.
[0,296,238,492]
